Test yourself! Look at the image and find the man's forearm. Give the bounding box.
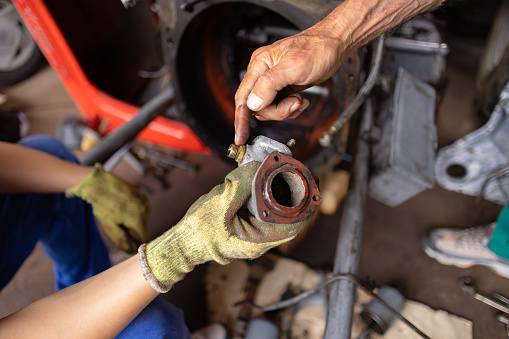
[0,141,92,194]
[316,0,445,54]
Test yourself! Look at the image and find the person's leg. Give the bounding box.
[423,205,509,278]
[117,296,191,339]
[0,135,110,291]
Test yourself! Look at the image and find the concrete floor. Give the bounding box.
[0,19,508,339]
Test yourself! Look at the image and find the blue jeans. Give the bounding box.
[0,135,190,338]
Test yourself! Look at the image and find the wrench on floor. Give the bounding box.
[459,276,509,314]
[460,276,509,336]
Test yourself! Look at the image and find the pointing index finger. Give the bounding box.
[234,103,251,145]
[234,55,271,145]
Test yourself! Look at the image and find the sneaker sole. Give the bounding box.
[424,246,509,279]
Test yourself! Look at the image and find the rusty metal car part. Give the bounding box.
[229,135,321,223]
[248,151,321,223]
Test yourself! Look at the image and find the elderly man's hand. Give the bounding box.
[233,0,447,145]
[234,24,347,145]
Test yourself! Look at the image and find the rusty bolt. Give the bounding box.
[227,144,246,163]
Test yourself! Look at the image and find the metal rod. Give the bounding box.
[324,98,373,339]
[319,34,385,147]
[385,36,449,55]
[494,292,509,306]
[80,88,174,166]
[475,293,509,314]
[103,141,133,172]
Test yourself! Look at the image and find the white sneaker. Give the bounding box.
[423,223,509,278]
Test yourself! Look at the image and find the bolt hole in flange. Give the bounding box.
[446,163,467,179]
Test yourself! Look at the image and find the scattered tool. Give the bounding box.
[460,276,509,337]
[459,276,509,314]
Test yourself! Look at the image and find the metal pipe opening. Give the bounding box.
[270,171,306,208]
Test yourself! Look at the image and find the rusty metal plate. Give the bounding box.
[251,151,321,223]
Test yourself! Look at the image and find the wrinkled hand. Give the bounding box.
[66,163,149,253]
[234,23,347,145]
[139,161,313,293]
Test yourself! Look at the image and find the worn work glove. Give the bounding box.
[66,163,149,253]
[139,161,312,293]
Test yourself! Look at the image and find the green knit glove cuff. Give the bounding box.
[138,221,212,293]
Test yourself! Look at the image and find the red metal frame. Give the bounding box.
[13,0,210,155]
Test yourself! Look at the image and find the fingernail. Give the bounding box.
[290,103,300,113]
[299,100,309,112]
[247,94,263,111]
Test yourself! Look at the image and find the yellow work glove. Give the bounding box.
[66,163,149,253]
[138,161,313,293]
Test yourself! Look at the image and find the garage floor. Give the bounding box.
[0,15,508,339]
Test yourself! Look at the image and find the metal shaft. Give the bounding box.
[80,88,174,166]
[324,99,373,339]
[319,35,384,147]
[384,36,449,55]
[474,292,509,314]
